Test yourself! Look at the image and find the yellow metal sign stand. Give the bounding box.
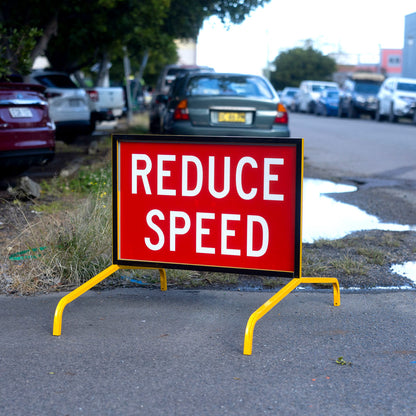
[52,136,341,354]
[53,265,167,336]
[53,267,339,355]
[243,277,340,355]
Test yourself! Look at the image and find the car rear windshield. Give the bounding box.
[285,90,297,97]
[34,74,78,89]
[397,82,416,92]
[186,75,274,99]
[312,85,334,92]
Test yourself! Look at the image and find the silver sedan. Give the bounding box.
[161,73,290,137]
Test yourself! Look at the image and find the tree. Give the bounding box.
[269,43,337,91]
[0,0,270,84]
[0,24,42,80]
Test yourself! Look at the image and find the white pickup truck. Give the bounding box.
[86,87,125,124]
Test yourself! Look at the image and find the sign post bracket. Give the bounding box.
[243,277,340,355]
[53,264,167,336]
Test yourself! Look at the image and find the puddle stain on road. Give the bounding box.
[303,178,416,283]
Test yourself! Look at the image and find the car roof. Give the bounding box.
[387,76,416,83]
[185,72,266,78]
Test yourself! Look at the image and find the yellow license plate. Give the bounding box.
[218,112,246,123]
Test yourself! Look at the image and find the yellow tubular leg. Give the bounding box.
[244,279,301,355]
[158,268,167,291]
[243,277,340,355]
[53,264,120,336]
[300,277,340,306]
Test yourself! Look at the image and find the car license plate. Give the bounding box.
[9,107,32,118]
[218,111,246,123]
[69,99,82,107]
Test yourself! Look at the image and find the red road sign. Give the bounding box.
[113,135,303,277]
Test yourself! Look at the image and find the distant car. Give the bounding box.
[297,80,339,113]
[149,64,214,133]
[376,76,416,123]
[280,87,299,110]
[85,86,124,124]
[0,82,55,176]
[338,73,384,119]
[161,72,290,137]
[289,91,300,112]
[25,70,93,140]
[315,88,340,116]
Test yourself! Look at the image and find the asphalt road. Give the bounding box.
[290,112,416,183]
[1,288,416,415]
[2,113,416,415]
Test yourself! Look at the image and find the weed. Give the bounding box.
[355,247,386,265]
[2,192,112,293]
[329,255,369,276]
[302,251,330,276]
[335,356,352,366]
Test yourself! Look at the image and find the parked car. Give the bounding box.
[25,70,93,140]
[149,64,214,133]
[280,87,299,110]
[289,91,301,112]
[85,86,124,125]
[297,80,339,113]
[315,88,340,116]
[161,72,290,137]
[0,82,55,176]
[338,73,384,119]
[376,77,416,123]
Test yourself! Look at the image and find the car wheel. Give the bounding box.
[375,104,384,122]
[308,101,316,114]
[413,110,416,125]
[348,103,358,118]
[388,104,398,123]
[87,117,96,135]
[337,102,344,118]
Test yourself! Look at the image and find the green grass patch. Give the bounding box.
[329,255,369,276]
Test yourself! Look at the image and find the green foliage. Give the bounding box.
[0,0,270,86]
[270,44,337,90]
[0,24,42,79]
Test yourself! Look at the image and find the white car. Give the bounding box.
[376,77,416,123]
[297,80,339,113]
[26,70,93,140]
[280,87,299,110]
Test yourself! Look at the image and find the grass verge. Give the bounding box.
[1,113,415,294]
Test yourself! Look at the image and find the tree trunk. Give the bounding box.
[30,14,58,64]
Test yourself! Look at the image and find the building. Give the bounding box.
[402,12,416,78]
[380,49,403,76]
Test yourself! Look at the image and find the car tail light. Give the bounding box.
[87,89,99,102]
[274,103,288,124]
[173,99,190,121]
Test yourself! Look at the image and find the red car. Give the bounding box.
[0,82,55,176]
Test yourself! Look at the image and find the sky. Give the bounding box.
[196,0,416,75]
